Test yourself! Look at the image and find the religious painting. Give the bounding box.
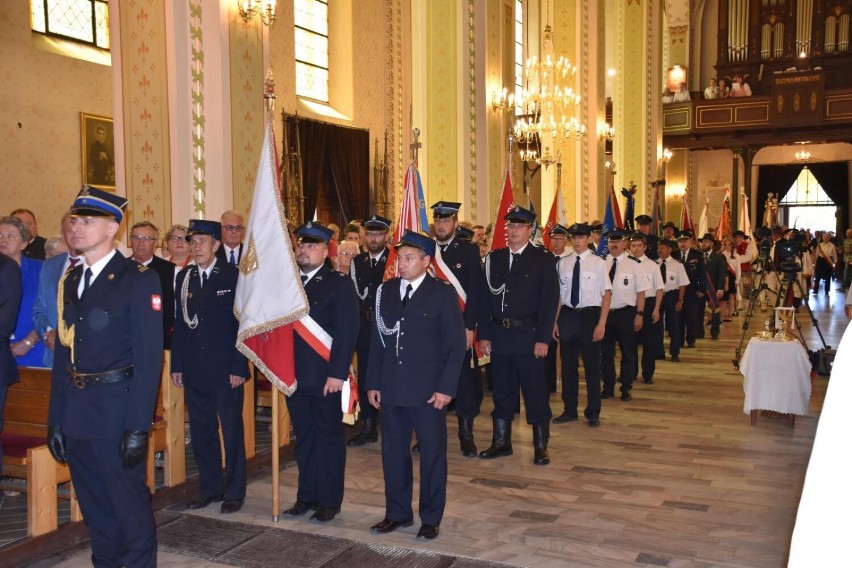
[666,65,687,93]
[81,112,116,190]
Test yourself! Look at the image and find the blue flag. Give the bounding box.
[415,172,428,234]
[597,194,617,257]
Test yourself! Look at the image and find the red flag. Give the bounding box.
[542,185,567,250]
[611,187,625,230]
[491,168,515,251]
[235,118,309,395]
[383,163,424,281]
[680,194,695,234]
[715,188,732,241]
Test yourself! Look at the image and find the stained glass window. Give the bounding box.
[31,0,110,50]
[295,0,329,102]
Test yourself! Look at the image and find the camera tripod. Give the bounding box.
[732,254,829,369]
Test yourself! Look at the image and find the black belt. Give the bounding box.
[491,316,536,329]
[562,305,600,312]
[360,309,375,322]
[610,306,634,312]
[664,289,679,295]
[67,365,133,389]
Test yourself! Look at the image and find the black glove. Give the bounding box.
[120,430,149,469]
[46,426,68,464]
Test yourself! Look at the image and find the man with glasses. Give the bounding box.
[348,214,392,447]
[478,206,559,465]
[130,221,175,349]
[215,210,245,266]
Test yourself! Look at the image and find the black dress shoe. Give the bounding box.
[686,342,695,348]
[220,498,244,514]
[310,506,340,522]
[620,390,632,401]
[283,501,318,516]
[371,518,413,533]
[416,525,440,540]
[553,412,578,424]
[186,494,225,510]
[670,355,680,362]
[600,389,615,399]
[411,443,420,454]
[587,416,601,427]
[643,378,654,384]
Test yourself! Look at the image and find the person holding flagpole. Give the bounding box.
[478,206,559,466]
[429,201,486,457]
[282,222,359,523]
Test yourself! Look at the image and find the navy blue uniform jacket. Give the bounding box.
[171,261,249,383]
[295,266,360,396]
[673,248,706,294]
[479,245,560,355]
[0,255,22,386]
[138,255,176,349]
[437,238,484,331]
[48,253,164,438]
[366,275,466,406]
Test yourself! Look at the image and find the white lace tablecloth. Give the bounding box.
[740,337,811,415]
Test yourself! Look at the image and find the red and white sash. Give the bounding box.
[293,315,358,416]
[433,247,467,311]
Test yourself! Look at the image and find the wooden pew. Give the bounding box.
[0,367,82,536]
[145,350,186,492]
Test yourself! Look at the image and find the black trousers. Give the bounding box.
[67,436,156,568]
[381,404,448,526]
[286,390,346,509]
[185,377,247,500]
[356,318,378,421]
[659,291,682,357]
[454,350,483,419]
[601,307,637,394]
[706,297,721,338]
[682,291,704,345]
[635,297,662,380]
[814,257,833,294]
[490,352,551,425]
[544,338,559,393]
[558,307,602,419]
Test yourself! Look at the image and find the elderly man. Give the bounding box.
[129,221,176,348]
[47,187,163,567]
[33,212,82,367]
[172,220,249,515]
[367,230,465,540]
[11,208,46,260]
[215,210,245,266]
[282,222,359,522]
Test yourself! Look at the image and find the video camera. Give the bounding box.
[775,229,806,275]
[754,226,773,261]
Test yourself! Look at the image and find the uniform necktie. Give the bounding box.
[370,258,377,269]
[570,256,580,307]
[81,268,92,298]
[609,257,617,283]
[661,260,667,282]
[300,274,308,285]
[402,283,413,307]
[201,271,208,288]
[704,252,710,262]
[66,257,79,274]
[511,252,520,269]
[441,244,448,254]
[229,249,237,265]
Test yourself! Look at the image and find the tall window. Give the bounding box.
[514,0,524,110]
[780,167,836,231]
[31,0,110,50]
[295,0,329,103]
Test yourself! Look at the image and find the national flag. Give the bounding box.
[739,192,758,261]
[235,118,309,396]
[491,168,515,251]
[698,198,709,237]
[680,194,695,234]
[596,188,618,257]
[542,185,567,250]
[383,163,425,281]
[715,188,732,241]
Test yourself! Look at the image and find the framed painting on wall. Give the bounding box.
[81,112,115,190]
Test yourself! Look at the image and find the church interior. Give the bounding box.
[3,0,852,566]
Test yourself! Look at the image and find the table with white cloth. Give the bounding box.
[739,337,812,427]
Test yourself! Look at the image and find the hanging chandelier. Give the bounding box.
[513,22,585,168]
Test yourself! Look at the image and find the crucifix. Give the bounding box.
[410,127,422,167]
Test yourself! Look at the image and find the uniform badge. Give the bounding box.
[623,276,629,286]
[455,263,461,269]
[107,273,115,280]
[669,275,674,281]
[151,295,162,311]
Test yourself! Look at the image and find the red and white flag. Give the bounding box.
[491,168,515,251]
[235,119,309,395]
[383,163,424,281]
[715,188,732,241]
[680,194,695,235]
[698,198,709,237]
[542,185,567,250]
[739,192,758,260]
